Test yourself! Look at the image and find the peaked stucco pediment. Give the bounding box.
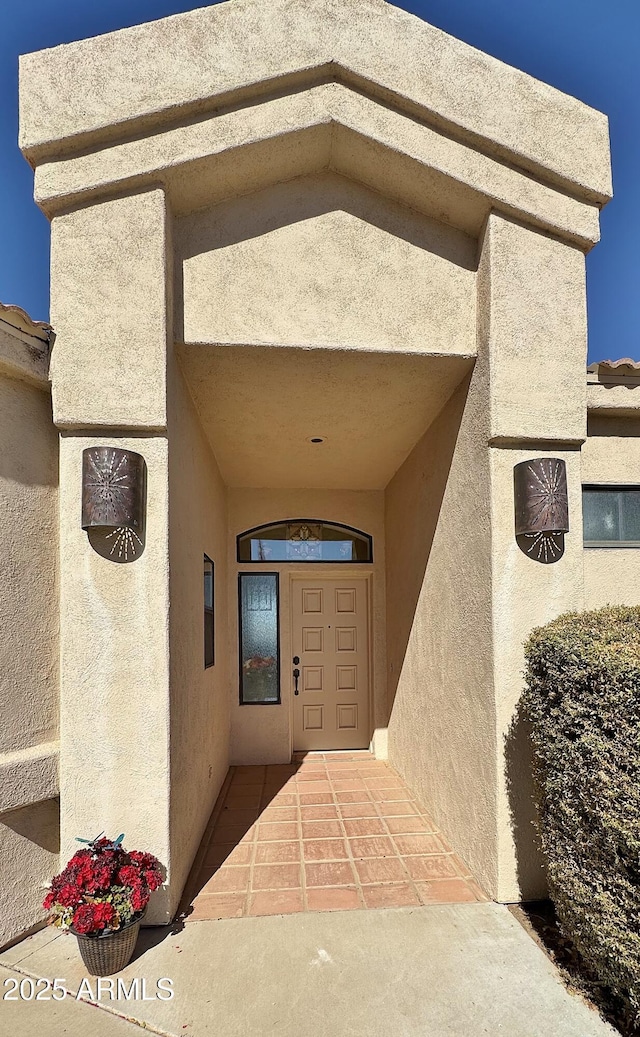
[20,0,611,204]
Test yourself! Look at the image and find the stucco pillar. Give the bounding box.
[51,189,173,922]
[478,212,587,901]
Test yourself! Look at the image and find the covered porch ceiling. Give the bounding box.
[178,344,473,490]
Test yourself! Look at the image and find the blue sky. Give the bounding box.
[0,0,638,362]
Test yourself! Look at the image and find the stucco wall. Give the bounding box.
[228,489,385,765]
[0,350,59,947]
[167,358,230,904]
[176,172,476,354]
[582,419,640,608]
[385,370,498,898]
[0,373,58,754]
[58,434,172,924]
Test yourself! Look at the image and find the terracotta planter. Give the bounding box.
[71,910,145,976]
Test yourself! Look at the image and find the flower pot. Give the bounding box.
[71,910,145,976]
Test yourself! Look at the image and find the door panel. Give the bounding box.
[292,577,370,751]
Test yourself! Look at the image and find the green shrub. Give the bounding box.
[523,606,640,1025]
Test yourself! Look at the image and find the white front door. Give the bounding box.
[291,577,370,751]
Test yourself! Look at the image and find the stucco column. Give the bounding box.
[51,188,173,922]
[478,212,587,902]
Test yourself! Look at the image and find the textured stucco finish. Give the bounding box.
[49,189,169,430]
[0,321,49,387]
[58,434,171,924]
[482,214,587,444]
[0,742,59,814]
[489,447,584,901]
[167,359,230,904]
[31,85,600,250]
[229,489,385,765]
[582,426,640,609]
[0,375,58,758]
[177,173,476,353]
[0,332,59,947]
[386,371,498,898]
[19,0,611,204]
[178,344,473,491]
[0,800,59,950]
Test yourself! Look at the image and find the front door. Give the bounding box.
[292,577,370,751]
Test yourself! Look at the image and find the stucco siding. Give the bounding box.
[176,173,476,355]
[385,371,498,898]
[0,363,59,947]
[167,359,230,906]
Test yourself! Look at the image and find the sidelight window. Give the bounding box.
[239,573,280,704]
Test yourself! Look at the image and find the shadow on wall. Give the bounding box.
[0,382,57,488]
[173,171,477,342]
[178,172,477,267]
[1,798,60,854]
[385,376,469,713]
[504,699,548,899]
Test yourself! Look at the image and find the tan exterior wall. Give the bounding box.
[582,421,640,608]
[0,341,59,946]
[58,434,171,923]
[385,371,498,898]
[49,189,169,430]
[19,0,612,204]
[481,214,588,902]
[483,215,587,444]
[490,445,584,902]
[228,489,385,764]
[0,373,58,754]
[167,359,230,902]
[176,173,476,354]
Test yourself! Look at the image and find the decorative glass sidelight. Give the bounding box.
[239,573,280,704]
[237,520,372,563]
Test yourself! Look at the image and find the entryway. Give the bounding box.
[181,753,485,920]
[291,577,371,751]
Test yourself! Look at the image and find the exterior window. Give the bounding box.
[239,573,280,704]
[583,486,640,546]
[204,556,214,667]
[237,520,372,563]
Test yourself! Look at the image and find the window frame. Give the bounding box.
[204,555,215,668]
[236,519,373,564]
[238,571,281,706]
[582,484,640,548]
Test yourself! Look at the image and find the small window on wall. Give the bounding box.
[239,573,280,704]
[583,486,640,546]
[204,556,214,667]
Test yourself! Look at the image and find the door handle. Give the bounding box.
[293,667,300,695]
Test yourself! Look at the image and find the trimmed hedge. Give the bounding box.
[523,606,640,1025]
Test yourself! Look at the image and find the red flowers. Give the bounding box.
[42,835,163,936]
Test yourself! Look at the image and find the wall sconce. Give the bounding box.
[82,447,147,562]
[514,457,568,564]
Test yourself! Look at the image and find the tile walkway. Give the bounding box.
[181,752,486,920]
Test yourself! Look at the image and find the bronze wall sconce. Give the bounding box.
[82,447,147,562]
[513,458,568,564]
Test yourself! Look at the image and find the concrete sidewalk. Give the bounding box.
[0,903,616,1037]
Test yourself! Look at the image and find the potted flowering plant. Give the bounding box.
[43,833,163,976]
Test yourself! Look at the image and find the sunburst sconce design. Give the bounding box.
[513,458,569,564]
[82,448,146,562]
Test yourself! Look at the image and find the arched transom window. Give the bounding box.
[237,520,373,563]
